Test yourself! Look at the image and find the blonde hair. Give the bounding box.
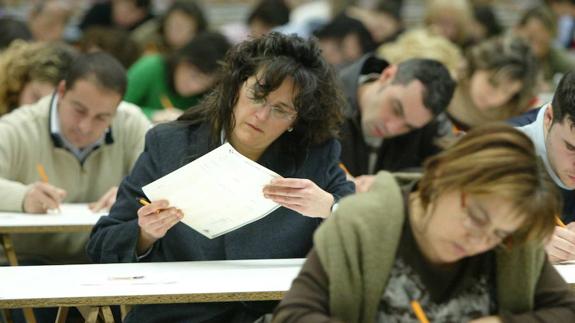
[0,40,76,116]
[377,28,464,79]
[424,0,474,46]
[464,34,538,119]
[418,123,560,245]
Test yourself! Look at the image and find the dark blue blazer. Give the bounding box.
[87,121,355,322]
[509,108,575,222]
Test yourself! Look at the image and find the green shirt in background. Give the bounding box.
[125,55,202,119]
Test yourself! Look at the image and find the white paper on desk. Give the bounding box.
[142,143,281,239]
[50,204,107,216]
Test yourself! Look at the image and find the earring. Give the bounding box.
[287,127,293,132]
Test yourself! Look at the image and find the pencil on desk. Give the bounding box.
[557,216,567,228]
[410,300,430,323]
[36,163,49,183]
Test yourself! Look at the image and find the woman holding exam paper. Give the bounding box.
[87,32,355,322]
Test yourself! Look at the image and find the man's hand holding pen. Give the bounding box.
[23,181,67,213]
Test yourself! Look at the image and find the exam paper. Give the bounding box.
[142,143,281,239]
[48,204,107,216]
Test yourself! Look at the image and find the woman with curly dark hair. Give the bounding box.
[87,32,354,323]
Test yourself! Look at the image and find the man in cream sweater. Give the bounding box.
[0,52,151,264]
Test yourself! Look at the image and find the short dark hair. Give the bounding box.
[518,6,557,36]
[179,32,345,154]
[247,0,290,28]
[392,58,456,116]
[314,14,377,54]
[474,4,502,38]
[160,0,208,36]
[552,71,575,125]
[78,26,141,68]
[135,0,151,9]
[64,52,127,96]
[0,17,32,50]
[165,31,231,92]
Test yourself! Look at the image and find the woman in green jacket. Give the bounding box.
[274,123,575,323]
[124,31,230,123]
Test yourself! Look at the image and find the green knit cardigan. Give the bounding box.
[314,171,545,323]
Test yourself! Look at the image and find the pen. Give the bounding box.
[410,300,430,323]
[556,216,567,228]
[108,275,144,281]
[137,197,162,214]
[160,95,174,110]
[138,198,151,206]
[36,163,49,183]
[338,163,350,175]
[36,163,62,213]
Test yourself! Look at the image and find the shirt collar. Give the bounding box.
[49,93,114,162]
[518,104,571,190]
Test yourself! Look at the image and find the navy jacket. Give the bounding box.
[509,108,575,222]
[87,121,355,322]
[338,55,441,175]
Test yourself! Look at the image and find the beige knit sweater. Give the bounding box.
[0,95,151,263]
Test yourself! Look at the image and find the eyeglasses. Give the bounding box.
[460,192,510,245]
[248,95,297,121]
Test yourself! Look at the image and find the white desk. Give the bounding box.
[0,204,104,266]
[0,258,303,307]
[0,260,572,322]
[0,205,104,323]
[0,258,304,322]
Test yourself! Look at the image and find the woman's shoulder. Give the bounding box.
[129,54,165,74]
[306,137,341,156]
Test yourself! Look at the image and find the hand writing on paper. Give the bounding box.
[546,222,575,263]
[137,199,183,253]
[263,178,334,218]
[89,186,118,212]
[354,175,376,193]
[469,316,502,323]
[23,181,67,213]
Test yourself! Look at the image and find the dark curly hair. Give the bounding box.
[179,32,345,154]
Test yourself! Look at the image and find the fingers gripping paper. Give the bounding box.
[142,143,281,239]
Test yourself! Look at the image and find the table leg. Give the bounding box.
[0,234,19,266]
[78,307,99,323]
[55,307,69,323]
[120,305,131,320]
[99,306,114,323]
[22,308,37,323]
[2,308,13,323]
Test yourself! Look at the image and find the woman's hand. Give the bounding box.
[136,199,183,254]
[545,222,575,263]
[263,178,334,218]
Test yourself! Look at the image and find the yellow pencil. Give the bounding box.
[556,216,567,228]
[160,95,174,110]
[338,163,350,175]
[36,163,49,183]
[138,198,151,206]
[410,300,430,323]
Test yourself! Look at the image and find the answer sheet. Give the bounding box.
[142,143,280,239]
